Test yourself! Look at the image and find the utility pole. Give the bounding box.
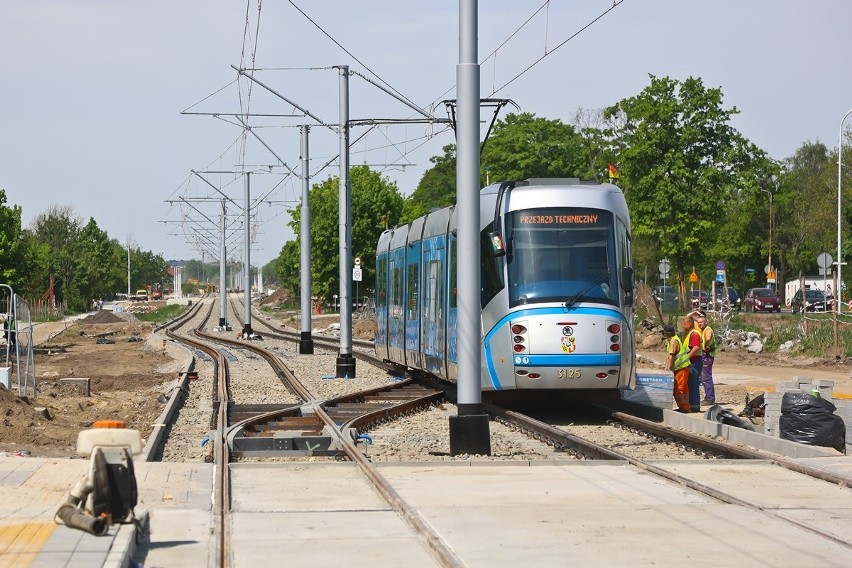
[126,237,131,299]
[243,172,253,337]
[219,199,229,329]
[299,125,314,354]
[450,0,491,456]
[336,65,356,378]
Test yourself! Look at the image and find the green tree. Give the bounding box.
[0,189,25,288]
[403,144,457,222]
[30,205,82,308]
[480,112,587,182]
[604,75,768,304]
[278,165,404,301]
[71,219,117,306]
[130,249,169,293]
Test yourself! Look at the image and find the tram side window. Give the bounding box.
[424,260,440,323]
[391,264,403,319]
[376,258,387,309]
[407,263,419,320]
[617,219,631,285]
[449,235,457,309]
[480,222,504,307]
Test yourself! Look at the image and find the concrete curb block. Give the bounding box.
[663,409,841,458]
[141,337,195,462]
[103,511,148,568]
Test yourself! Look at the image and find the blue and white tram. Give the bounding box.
[375,178,635,393]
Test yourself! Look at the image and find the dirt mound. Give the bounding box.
[259,287,290,305]
[81,310,125,324]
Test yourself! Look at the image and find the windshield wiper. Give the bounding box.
[564,270,611,308]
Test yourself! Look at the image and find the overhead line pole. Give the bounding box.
[336,65,356,378]
[299,125,314,354]
[451,0,491,456]
[243,172,253,337]
[838,108,852,314]
[220,199,229,329]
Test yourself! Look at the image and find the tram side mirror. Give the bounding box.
[488,231,506,257]
[621,266,634,293]
[622,266,635,307]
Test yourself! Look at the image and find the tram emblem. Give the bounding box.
[562,326,573,336]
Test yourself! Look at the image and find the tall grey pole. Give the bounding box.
[450,0,491,456]
[243,172,252,336]
[126,239,131,299]
[299,125,314,354]
[837,108,852,314]
[219,199,229,329]
[336,65,356,377]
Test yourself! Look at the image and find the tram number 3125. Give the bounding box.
[556,368,582,379]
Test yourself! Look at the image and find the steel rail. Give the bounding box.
[607,409,852,488]
[484,398,852,550]
[165,299,231,567]
[227,298,462,566]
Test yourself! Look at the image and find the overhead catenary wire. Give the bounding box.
[489,0,628,97]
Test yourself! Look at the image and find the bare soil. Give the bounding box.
[0,321,181,458]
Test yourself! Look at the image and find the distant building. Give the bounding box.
[785,276,836,304]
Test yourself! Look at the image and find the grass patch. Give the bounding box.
[134,304,188,323]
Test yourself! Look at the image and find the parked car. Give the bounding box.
[791,288,828,314]
[713,286,741,311]
[652,285,678,311]
[743,288,781,313]
[689,290,709,310]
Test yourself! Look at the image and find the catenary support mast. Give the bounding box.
[450,0,491,455]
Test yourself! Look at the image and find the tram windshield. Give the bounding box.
[506,207,618,308]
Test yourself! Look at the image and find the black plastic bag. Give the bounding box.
[780,392,846,453]
[781,391,837,414]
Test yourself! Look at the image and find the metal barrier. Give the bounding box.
[0,284,37,398]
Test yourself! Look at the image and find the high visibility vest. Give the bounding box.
[683,328,702,360]
[669,335,691,371]
[702,325,716,356]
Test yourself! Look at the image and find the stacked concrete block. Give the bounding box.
[762,391,783,438]
[834,398,852,454]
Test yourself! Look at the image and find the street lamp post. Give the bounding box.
[838,108,852,314]
[761,188,773,291]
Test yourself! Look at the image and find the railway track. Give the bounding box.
[156,295,464,567]
[143,296,852,563]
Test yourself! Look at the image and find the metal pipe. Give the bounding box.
[55,479,108,536]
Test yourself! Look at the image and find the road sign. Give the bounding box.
[817,252,832,269]
[716,261,726,270]
[354,257,361,266]
[689,270,698,283]
[764,264,775,275]
[352,267,363,282]
[659,258,670,276]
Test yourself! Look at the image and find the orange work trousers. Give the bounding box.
[673,367,690,412]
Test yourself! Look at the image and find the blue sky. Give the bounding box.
[2,1,851,265]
